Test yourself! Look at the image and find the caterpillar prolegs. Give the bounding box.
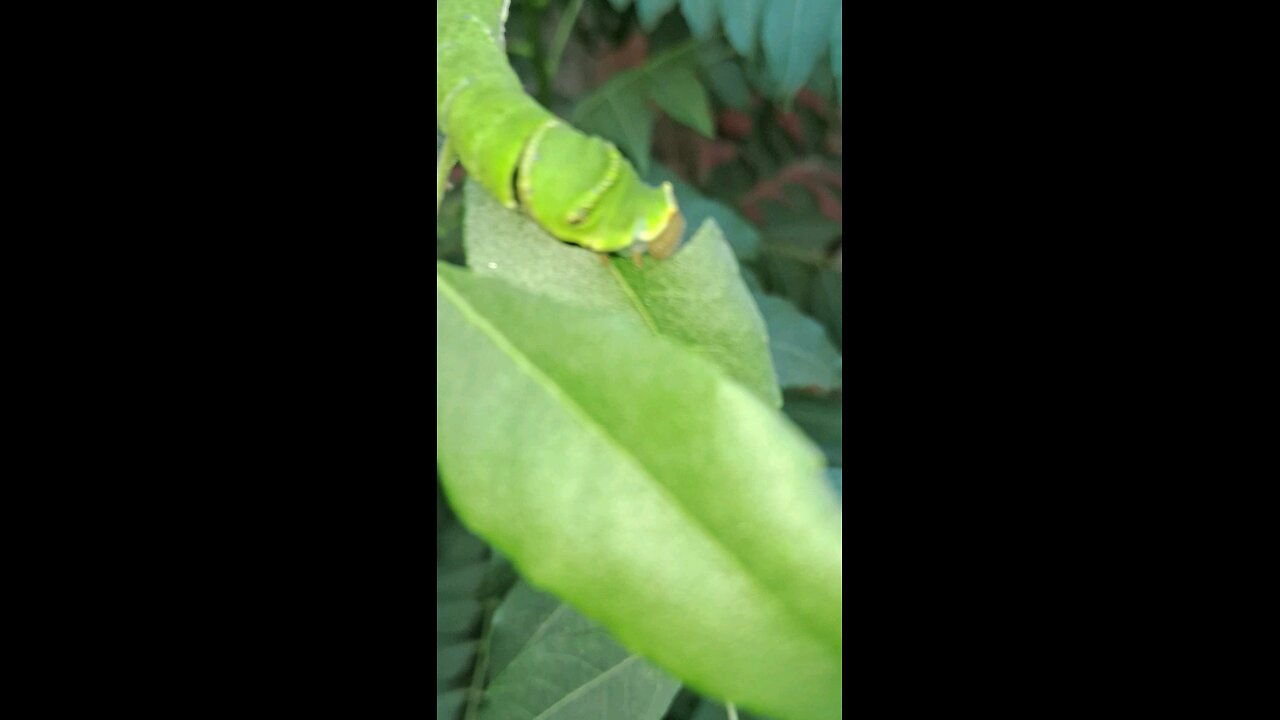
[437,0,685,259]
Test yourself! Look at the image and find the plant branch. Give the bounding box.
[546,0,585,82]
[462,597,499,720]
[530,2,553,106]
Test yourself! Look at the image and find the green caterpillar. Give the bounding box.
[437,0,684,260]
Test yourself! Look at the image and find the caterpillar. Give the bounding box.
[437,0,685,260]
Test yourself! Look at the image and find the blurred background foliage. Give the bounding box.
[438,3,842,717]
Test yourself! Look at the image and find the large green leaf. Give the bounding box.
[761,0,840,98]
[436,263,842,720]
[719,0,767,57]
[572,42,710,172]
[679,0,720,40]
[481,581,681,719]
[572,67,655,175]
[755,294,841,392]
[463,180,780,408]
[647,66,715,138]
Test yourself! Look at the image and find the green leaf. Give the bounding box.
[830,7,842,106]
[464,180,780,408]
[647,66,715,138]
[761,197,842,257]
[436,262,842,720]
[572,68,655,175]
[573,42,712,166]
[782,390,841,467]
[438,639,479,691]
[808,268,842,349]
[703,56,751,110]
[755,294,841,392]
[825,468,842,501]
[760,251,817,309]
[608,0,634,10]
[482,581,681,719]
[636,0,680,32]
[436,516,517,720]
[679,0,720,39]
[761,0,840,98]
[719,0,766,57]
[438,689,468,720]
[662,689,705,719]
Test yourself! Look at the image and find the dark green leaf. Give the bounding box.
[760,197,842,257]
[808,268,842,349]
[482,581,681,719]
[719,0,767,57]
[782,390,841,467]
[573,68,655,174]
[762,0,840,98]
[703,158,756,202]
[755,294,841,392]
[438,640,479,691]
[647,66,715,138]
[662,689,705,719]
[679,0,720,39]
[438,689,468,720]
[437,515,517,720]
[760,251,817,309]
[703,57,751,110]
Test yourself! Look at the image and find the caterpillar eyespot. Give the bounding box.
[437,0,684,258]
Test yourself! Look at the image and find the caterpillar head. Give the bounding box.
[646,208,684,260]
[640,182,683,260]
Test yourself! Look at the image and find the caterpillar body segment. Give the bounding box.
[436,0,684,258]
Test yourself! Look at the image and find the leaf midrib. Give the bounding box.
[438,273,836,658]
[531,655,639,720]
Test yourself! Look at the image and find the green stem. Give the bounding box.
[530,3,552,106]
[462,597,499,720]
[437,137,457,214]
[727,702,740,720]
[546,0,585,82]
